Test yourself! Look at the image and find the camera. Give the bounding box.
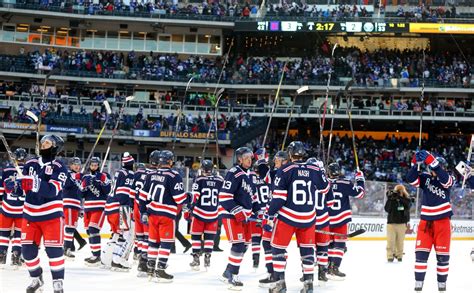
[386,190,399,199]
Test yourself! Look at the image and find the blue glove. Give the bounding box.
[415,150,429,163]
[4,177,17,194]
[262,214,275,232]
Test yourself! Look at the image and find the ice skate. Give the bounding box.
[189,253,200,271]
[111,259,131,272]
[438,282,446,292]
[300,280,313,293]
[259,273,277,288]
[253,254,259,270]
[11,251,22,269]
[151,264,173,283]
[64,248,75,260]
[0,251,6,269]
[53,279,64,293]
[268,279,286,293]
[318,265,328,286]
[26,275,44,293]
[414,281,423,291]
[137,255,148,278]
[203,253,211,270]
[84,255,101,267]
[327,263,345,281]
[220,269,243,290]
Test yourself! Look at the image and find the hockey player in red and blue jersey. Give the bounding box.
[407,151,454,293]
[267,141,331,293]
[249,165,270,270]
[104,152,135,271]
[81,157,112,266]
[0,148,26,269]
[327,162,365,280]
[186,159,224,271]
[218,146,256,290]
[139,150,186,282]
[62,157,83,259]
[18,135,68,293]
[307,157,335,285]
[134,151,160,277]
[255,150,289,288]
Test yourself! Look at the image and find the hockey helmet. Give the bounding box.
[149,150,161,166]
[274,151,289,161]
[287,141,307,158]
[200,159,214,173]
[327,162,341,178]
[235,147,253,161]
[40,134,64,155]
[159,150,174,165]
[14,148,27,161]
[70,157,82,165]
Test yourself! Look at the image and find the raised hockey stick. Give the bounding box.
[0,134,24,176]
[25,110,40,156]
[262,61,288,150]
[35,68,60,157]
[171,76,194,153]
[414,50,426,217]
[202,88,225,161]
[100,96,135,172]
[346,84,359,171]
[281,86,309,151]
[318,43,338,162]
[461,135,474,190]
[81,100,112,173]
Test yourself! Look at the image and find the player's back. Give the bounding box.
[192,175,224,222]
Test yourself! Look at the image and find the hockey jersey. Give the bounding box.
[257,161,277,187]
[250,172,271,213]
[133,168,154,207]
[407,165,454,221]
[268,162,330,228]
[105,168,135,215]
[63,170,82,210]
[0,165,25,218]
[316,188,335,230]
[139,168,186,220]
[218,165,256,219]
[328,177,365,228]
[191,175,224,222]
[22,158,68,222]
[82,171,112,212]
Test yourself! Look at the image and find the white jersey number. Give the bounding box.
[292,180,314,206]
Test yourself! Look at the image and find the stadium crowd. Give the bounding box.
[1,47,470,87]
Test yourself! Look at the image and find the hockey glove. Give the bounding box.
[73,172,82,181]
[183,205,192,222]
[263,214,275,232]
[255,148,268,163]
[4,177,17,194]
[411,153,417,166]
[231,206,248,223]
[255,210,265,227]
[415,150,429,163]
[355,170,365,182]
[18,175,40,193]
[141,213,149,225]
[423,152,439,168]
[82,175,93,187]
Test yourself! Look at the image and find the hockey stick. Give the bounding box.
[81,100,112,173]
[281,86,309,150]
[346,85,359,171]
[201,39,234,160]
[35,68,60,157]
[214,88,225,169]
[414,50,426,217]
[100,96,135,172]
[0,134,24,176]
[171,76,194,153]
[262,61,288,149]
[327,80,353,164]
[318,43,338,162]
[202,88,225,161]
[461,135,474,190]
[316,228,366,239]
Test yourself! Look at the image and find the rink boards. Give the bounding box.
[75,216,474,241]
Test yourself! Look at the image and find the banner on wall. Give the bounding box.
[349,217,474,240]
[46,125,83,134]
[133,130,231,140]
[0,122,46,131]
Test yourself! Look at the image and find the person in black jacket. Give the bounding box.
[384,184,412,262]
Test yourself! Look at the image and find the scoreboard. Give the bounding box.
[235,21,474,34]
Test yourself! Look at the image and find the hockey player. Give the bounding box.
[249,164,269,270]
[407,151,454,292]
[139,150,186,282]
[256,150,289,288]
[133,153,159,277]
[81,157,112,266]
[186,159,224,271]
[307,157,335,285]
[267,141,331,293]
[0,148,27,269]
[327,162,365,280]
[104,152,135,271]
[62,157,83,259]
[218,146,256,290]
[19,135,68,293]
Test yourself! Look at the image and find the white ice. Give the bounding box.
[1,240,473,293]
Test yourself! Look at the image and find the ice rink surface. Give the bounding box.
[1,240,473,293]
